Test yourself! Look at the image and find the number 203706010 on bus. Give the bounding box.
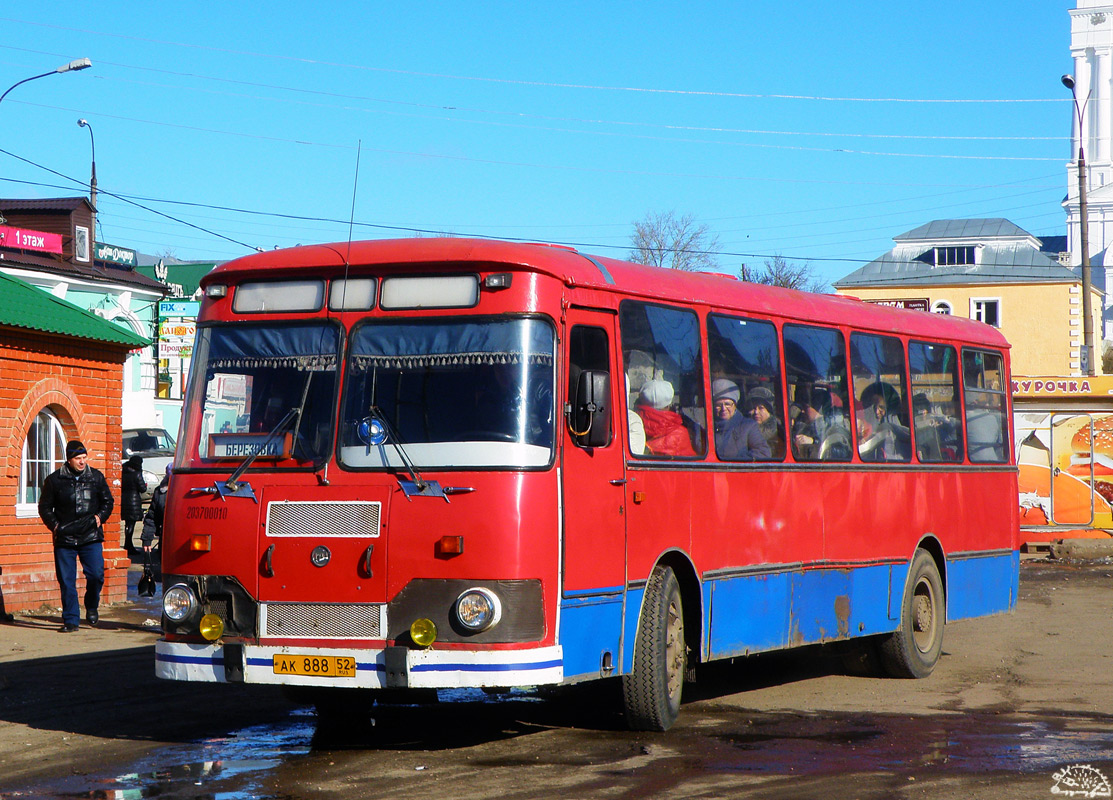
[272,655,356,677]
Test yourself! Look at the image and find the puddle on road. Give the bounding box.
[19,711,316,800]
[703,710,1113,776]
[13,704,1113,798]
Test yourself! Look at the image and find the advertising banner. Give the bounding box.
[0,225,63,254]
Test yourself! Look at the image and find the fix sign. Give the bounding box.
[0,225,63,255]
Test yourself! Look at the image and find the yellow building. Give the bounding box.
[834,219,1104,378]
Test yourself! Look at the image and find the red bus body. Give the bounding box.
[155,238,1018,728]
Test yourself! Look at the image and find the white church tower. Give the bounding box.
[1067,2,1113,340]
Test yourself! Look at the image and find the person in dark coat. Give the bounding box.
[712,379,770,461]
[121,455,147,554]
[38,440,114,632]
[142,464,171,552]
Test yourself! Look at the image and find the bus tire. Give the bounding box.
[880,549,944,679]
[622,565,686,731]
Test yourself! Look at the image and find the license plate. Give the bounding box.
[272,654,357,677]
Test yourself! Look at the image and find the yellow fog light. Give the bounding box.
[410,618,437,647]
[199,613,225,641]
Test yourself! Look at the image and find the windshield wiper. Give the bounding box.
[225,406,300,493]
[367,406,447,500]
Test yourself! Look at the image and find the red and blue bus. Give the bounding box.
[155,238,1018,730]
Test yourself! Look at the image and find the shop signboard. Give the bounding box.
[0,225,62,254]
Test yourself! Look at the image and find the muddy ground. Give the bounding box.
[2,557,1112,799]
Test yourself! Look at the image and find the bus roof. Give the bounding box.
[206,237,1010,350]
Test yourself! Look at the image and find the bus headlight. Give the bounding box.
[163,584,198,622]
[455,587,502,632]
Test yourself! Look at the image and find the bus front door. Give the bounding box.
[560,312,628,680]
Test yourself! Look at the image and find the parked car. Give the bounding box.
[122,427,176,504]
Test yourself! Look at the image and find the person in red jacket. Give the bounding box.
[635,379,696,457]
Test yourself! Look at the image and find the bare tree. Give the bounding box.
[629,211,721,272]
[740,254,828,293]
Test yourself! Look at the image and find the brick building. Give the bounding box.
[0,270,146,616]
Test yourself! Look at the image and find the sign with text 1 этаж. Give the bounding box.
[0,226,62,255]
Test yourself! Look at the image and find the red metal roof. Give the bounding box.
[206,238,1010,349]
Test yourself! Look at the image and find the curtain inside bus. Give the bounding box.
[341,318,555,469]
[186,323,342,466]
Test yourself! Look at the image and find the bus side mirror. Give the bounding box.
[570,370,611,448]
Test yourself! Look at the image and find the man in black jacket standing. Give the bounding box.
[38,440,114,632]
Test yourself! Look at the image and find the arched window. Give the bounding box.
[19,409,66,507]
[931,300,953,315]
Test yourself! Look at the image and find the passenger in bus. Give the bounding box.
[624,374,647,454]
[711,379,770,461]
[912,393,944,461]
[635,379,697,456]
[628,409,646,454]
[746,385,783,455]
[965,392,1004,462]
[855,383,910,461]
[791,384,851,460]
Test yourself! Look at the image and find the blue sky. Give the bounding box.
[0,2,1077,286]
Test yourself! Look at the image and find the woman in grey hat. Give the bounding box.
[746,385,784,457]
[711,379,770,461]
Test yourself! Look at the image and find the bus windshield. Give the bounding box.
[185,322,342,466]
[340,317,555,469]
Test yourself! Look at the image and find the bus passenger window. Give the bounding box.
[909,341,964,463]
[850,333,911,463]
[783,325,852,462]
[620,301,706,458]
[963,349,1008,463]
[707,314,784,461]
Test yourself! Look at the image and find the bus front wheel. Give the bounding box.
[880,549,944,678]
[622,565,686,731]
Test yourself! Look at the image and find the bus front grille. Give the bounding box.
[262,603,384,639]
[265,501,381,538]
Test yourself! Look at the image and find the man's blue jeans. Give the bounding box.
[54,542,104,627]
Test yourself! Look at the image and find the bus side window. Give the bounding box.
[963,349,1009,463]
[707,313,785,461]
[909,341,964,463]
[783,324,852,462]
[619,301,707,459]
[850,332,911,463]
[568,325,612,449]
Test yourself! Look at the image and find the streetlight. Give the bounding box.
[1063,73,1096,376]
[77,119,97,221]
[0,58,92,107]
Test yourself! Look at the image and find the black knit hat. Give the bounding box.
[65,440,87,460]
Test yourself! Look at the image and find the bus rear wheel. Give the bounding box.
[622,565,686,731]
[880,549,944,678]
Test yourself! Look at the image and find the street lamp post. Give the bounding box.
[0,58,92,106]
[1063,73,1096,377]
[77,119,97,231]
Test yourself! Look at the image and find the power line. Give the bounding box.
[0,44,1069,144]
[0,149,260,252]
[0,35,1071,104]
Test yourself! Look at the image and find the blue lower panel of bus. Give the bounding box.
[945,550,1019,621]
[560,551,1017,676]
[559,591,626,681]
[704,564,901,660]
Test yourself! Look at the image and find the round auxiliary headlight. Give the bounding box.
[456,587,502,632]
[163,584,197,622]
[410,618,438,647]
[199,613,225,641]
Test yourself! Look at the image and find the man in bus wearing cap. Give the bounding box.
[38,439,114,632]
[712,379,770,461]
